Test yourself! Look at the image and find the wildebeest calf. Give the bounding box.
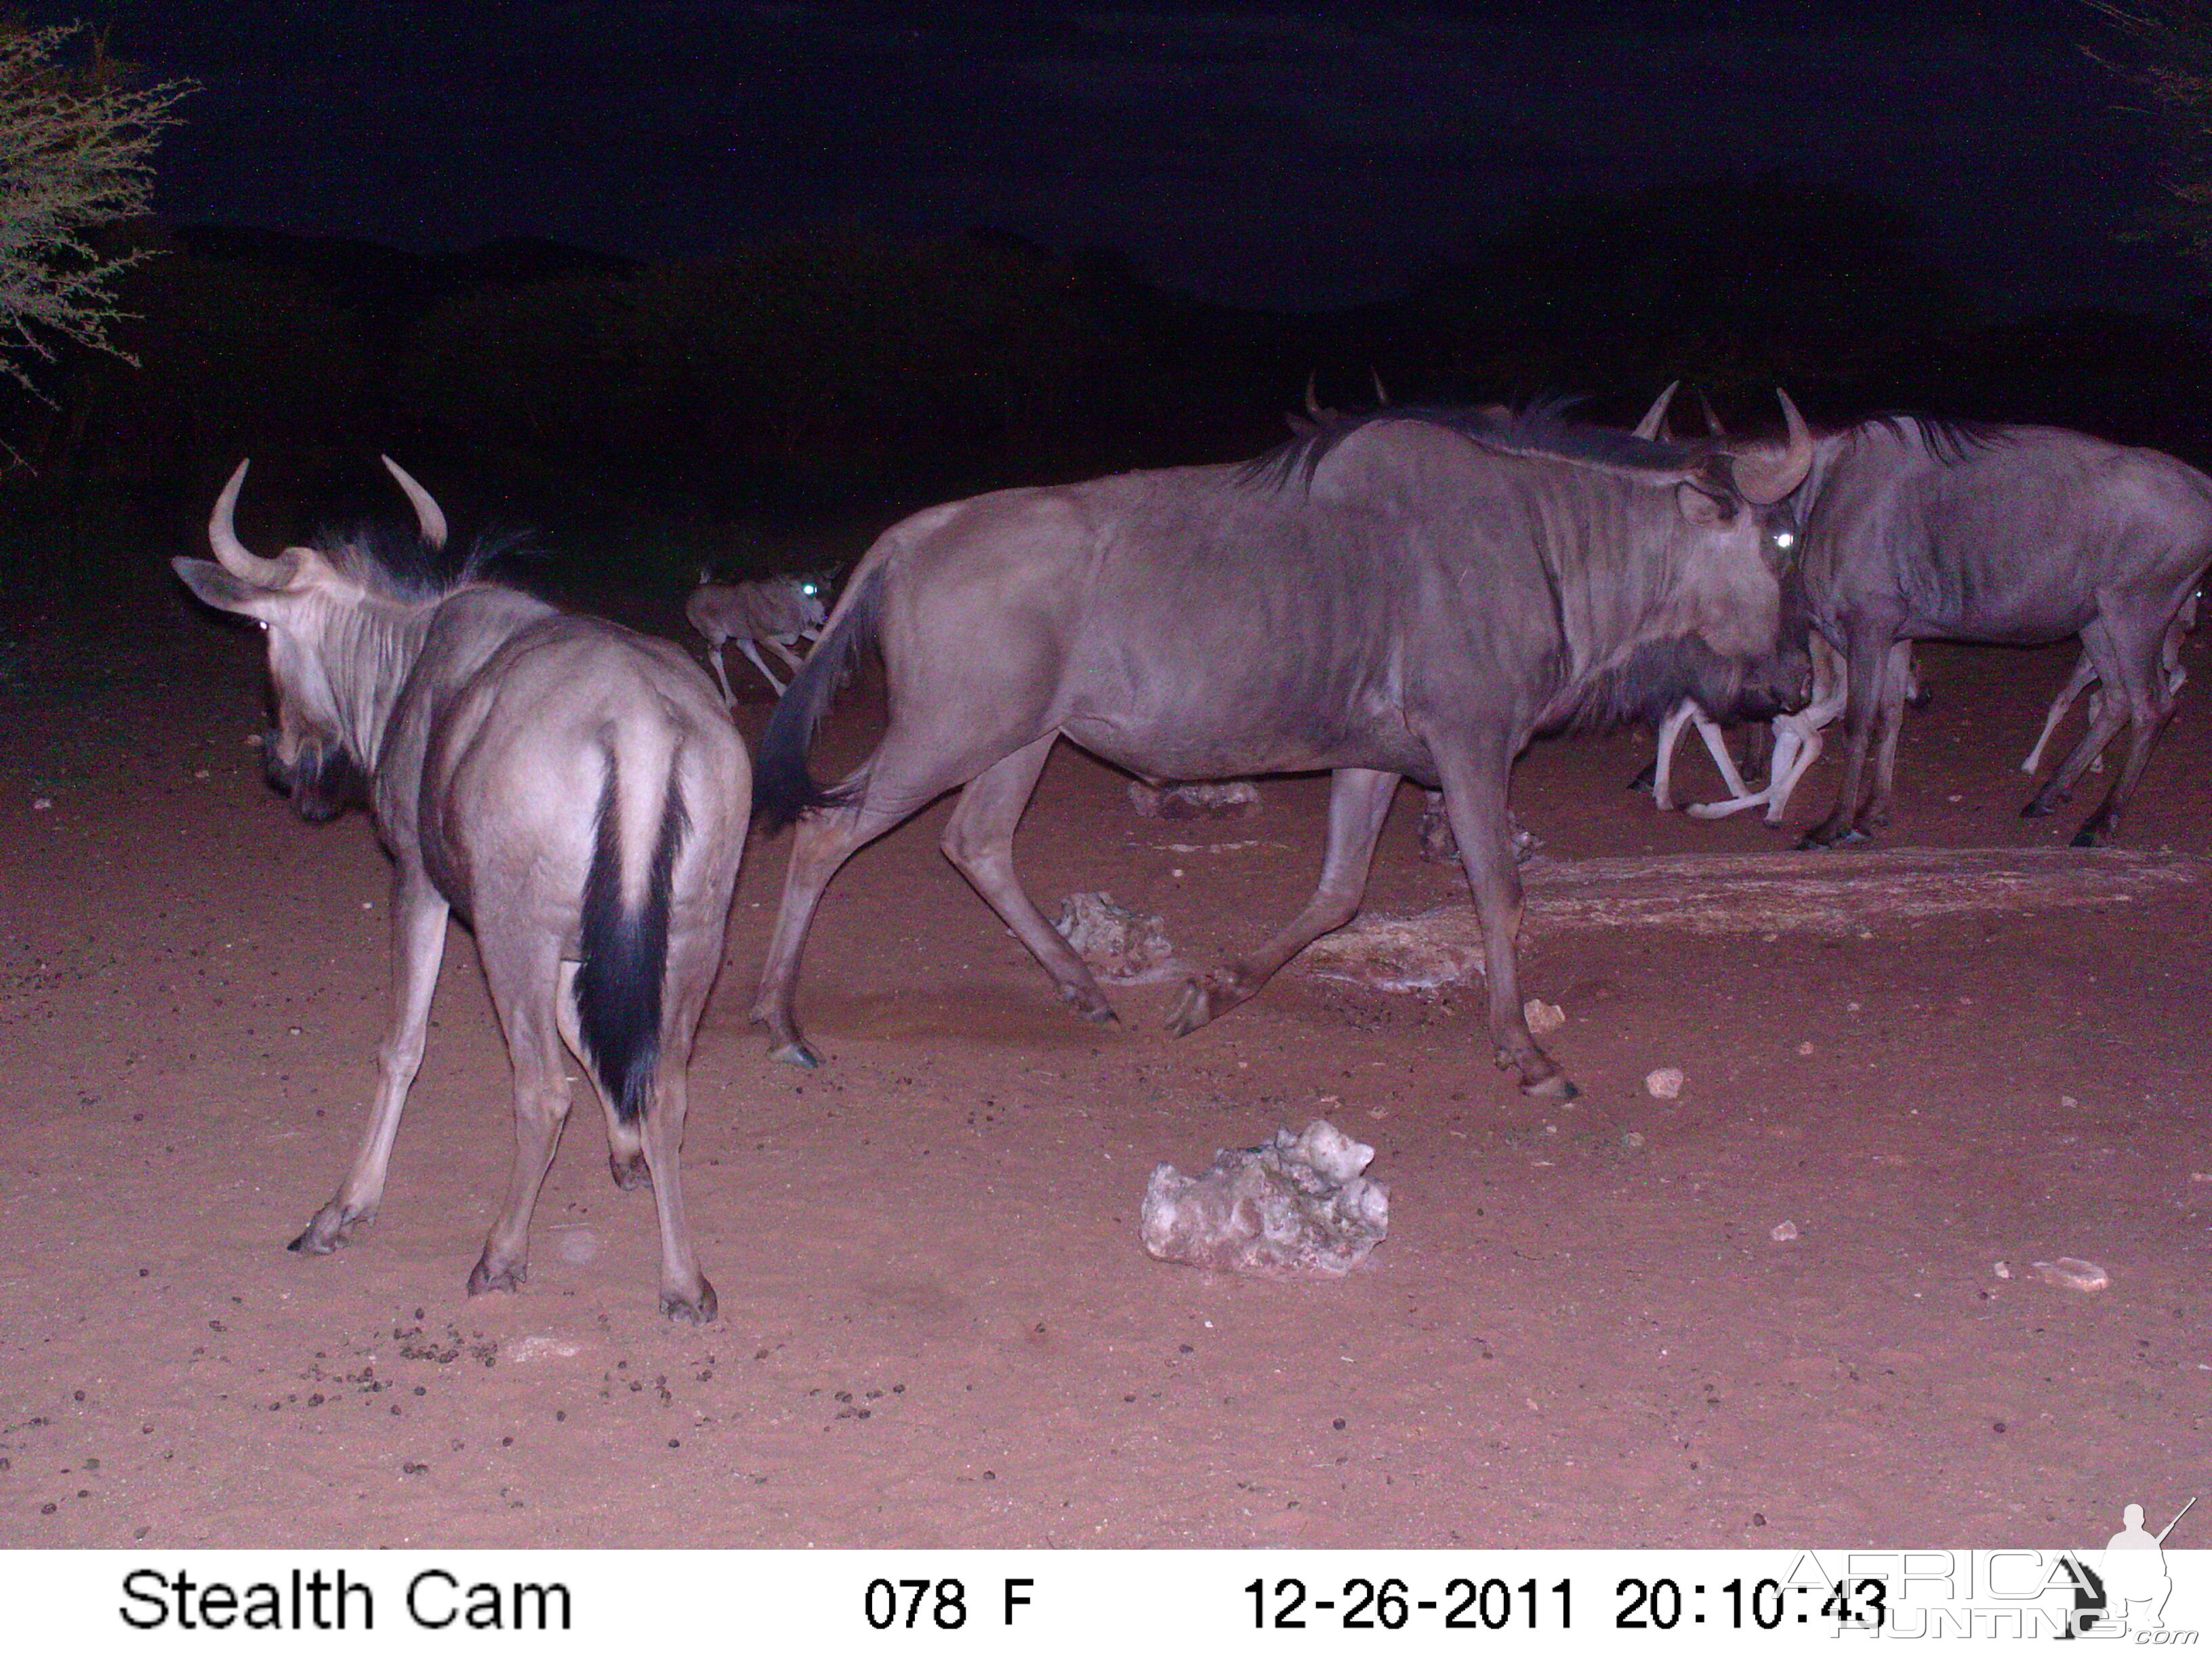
[174,459,748,1320]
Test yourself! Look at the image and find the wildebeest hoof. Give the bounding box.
[466,1256,527,1296]
[1626,760,1658,794]
[769,1039,822,1070]
[1797,824,1868,850]
[1167,966,1258,1037]
[1060,985,1120,1027]
[2020,798,2053,819]
[2070,826,2107,848]
[287,1205,363,1255]
[661,1279,718,1324]
[609,1151,652,1191]
[1522,1073,1579,1102]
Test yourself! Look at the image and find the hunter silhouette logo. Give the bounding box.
[2101,1497,2194,1635]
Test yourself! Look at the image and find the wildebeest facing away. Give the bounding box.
[173,460,747,1321]
[686,572,827,701]
[1776,417,2212,848]
[749,398,1815,1099]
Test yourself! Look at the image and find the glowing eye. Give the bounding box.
[1772,531,1796,549]
[801,583,817,596]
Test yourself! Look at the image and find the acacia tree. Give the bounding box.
[0,21,190,394]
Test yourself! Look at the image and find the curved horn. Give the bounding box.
[1727,390,1814,506]
[1631,381,1679,442]
[381,455,447,550]
[1698,390,1726,438]
[207,459,292,584]
[1304,371,1326,421]
[1370,367,1390,406]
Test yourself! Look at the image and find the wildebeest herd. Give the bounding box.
[175,390,2212,1317]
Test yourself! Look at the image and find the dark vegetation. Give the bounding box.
[9,176,2211,620]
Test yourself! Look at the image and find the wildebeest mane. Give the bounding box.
[1244,396,1709,493]
[312,518,537,601]
[1850,412,2013,467]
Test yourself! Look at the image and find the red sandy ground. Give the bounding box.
[1,607,2204,1550]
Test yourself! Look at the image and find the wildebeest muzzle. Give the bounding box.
[264,726,365,823]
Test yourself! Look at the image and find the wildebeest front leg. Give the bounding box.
[704,642,737,708]
[764,634,806,674]
[1433,742,1571,1099]
[751,791,907,1067]
[941,734,1118,1027]
[291,870,449,1256]
[737,638,787,697]
[1168,767,1396,1036]
[1800,624,1896,848]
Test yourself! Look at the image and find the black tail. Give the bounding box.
[752,563,888,835]
[575,757,687,1123]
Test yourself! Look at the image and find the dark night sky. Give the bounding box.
[45,0,2201,315]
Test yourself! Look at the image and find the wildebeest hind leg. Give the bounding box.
[638,926,721,1323]
[291,870,449,1256]
[1168,767,1396,1037]
[2070,627,2174,846]
[941,735,1118,1027]
[2026,621,2129,821]
[1433,741,1572,1099]
[468,941,573,1297]
[554,960,649,1191]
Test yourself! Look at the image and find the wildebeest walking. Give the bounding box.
[749,398,1814,1099]
[686,571,827,701]
[173,459,747,1321]
[1778,417,2212,847]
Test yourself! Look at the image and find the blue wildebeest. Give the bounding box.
[1775,417,2212,847]
[747,398,1815,1099]
[173,459,747,1321]
[686,572,827,701]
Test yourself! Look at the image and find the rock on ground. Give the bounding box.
[1128,780,1262,820]
[1054,892,1176,981]
[1141,1120,1389,1277]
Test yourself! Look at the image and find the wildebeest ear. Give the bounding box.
[1674,483,1735,527]
[173,556,290,618]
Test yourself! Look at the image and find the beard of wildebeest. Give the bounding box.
[262,724,367,823]
[1547,628,1809,737]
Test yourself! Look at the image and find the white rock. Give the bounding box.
[1141,1119,1388,1277]
[502,1335,582,1363]
[1644,1067,1685,1100]
[2032,1257,2110,1292]
[1770,1221,1799,1243]
[1053,892,1175,982]
[1523,998,1565,1035]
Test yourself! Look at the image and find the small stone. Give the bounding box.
[2061,1096,2079,1110]
[1644,1067,1685,1100]
[31,798,52,811]
[1795,1041,1815,1057]
[2032,1258,2110,1292]
[1994,1261,2011,1279]
[244,733,264,747]
[1523,998,1565,1035]
[502,1336,583,1364]
[1769,1221,1799,1243]
[1621,1131,1646,1150]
